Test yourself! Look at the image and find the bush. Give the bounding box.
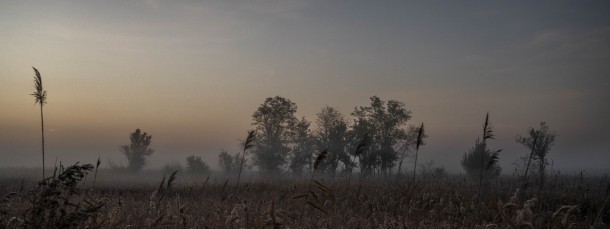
[186,155,210,174]
[26,163,105,228]
[461,139,501,180]
[120,129,154,172]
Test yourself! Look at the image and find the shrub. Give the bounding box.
[186,155,210,174]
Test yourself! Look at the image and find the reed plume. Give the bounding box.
[347,133,369,188]
[412,123,425,182]
[236,130,256,187]
[31,67,47,179]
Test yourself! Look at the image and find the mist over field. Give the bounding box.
[1,1,610,174]
[1,1,610,228]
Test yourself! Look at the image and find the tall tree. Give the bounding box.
[351,96,411,175]
[31,67,47,179]
[516,122,556,195]
[290,117,315,175]
[251,96,298,173]
[120,129,154,172]
[314,106,350,175]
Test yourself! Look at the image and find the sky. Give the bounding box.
[1,1,609,174]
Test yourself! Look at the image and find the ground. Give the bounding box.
[0,167,608,228]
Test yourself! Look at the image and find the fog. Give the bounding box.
[1,1,609,175]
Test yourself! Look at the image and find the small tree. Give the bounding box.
[462,113,502,184]
[186,155,210,174]
[218,150,241,174]
[120,129,154,172]
[461,139,501,181]
[516,122,556,195]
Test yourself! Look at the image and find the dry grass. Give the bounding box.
[0,168,608,228]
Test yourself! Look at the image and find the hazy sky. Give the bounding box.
[1,1,609,173]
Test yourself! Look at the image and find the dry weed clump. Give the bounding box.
[0,163,106,228]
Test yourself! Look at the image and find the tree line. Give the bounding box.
[30,67,556,189]
[119,95,426,178]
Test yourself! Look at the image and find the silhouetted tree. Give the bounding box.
[516,122,556,194]
[186,155,210,174]
[218,150,241,174]
[120,129,154,172]
[461,113,502,185]
[461,139,501,180]
[351,96,411,175]
[251,96,298,173]
[314,106,350,175]
[31,67,47,178]
[289,117,315,175]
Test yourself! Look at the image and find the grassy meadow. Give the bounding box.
[0,166,608,228]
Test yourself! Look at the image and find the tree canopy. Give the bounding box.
[351,96,412,175]
[251,96,298,172]
[120,129,154,172]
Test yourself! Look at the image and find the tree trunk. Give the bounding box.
[537,158,545,198]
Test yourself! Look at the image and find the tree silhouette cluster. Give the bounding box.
[247,95,424,177]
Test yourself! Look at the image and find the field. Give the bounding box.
[1,167,608,228]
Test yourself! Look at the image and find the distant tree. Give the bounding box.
[461,139,501,181]
[163,161,183,174]
[120,129,154,172]
[418,160,437,183]
[186,155,210,174]
[351,96,411,175]
[31,67,48,178]
[516,122,556,194]
[218,150,241,174]
[251,96,298,173]
[314,106,350,175]
[461,114,502,185]
[289,117,315,175]
[431,167,448,181]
